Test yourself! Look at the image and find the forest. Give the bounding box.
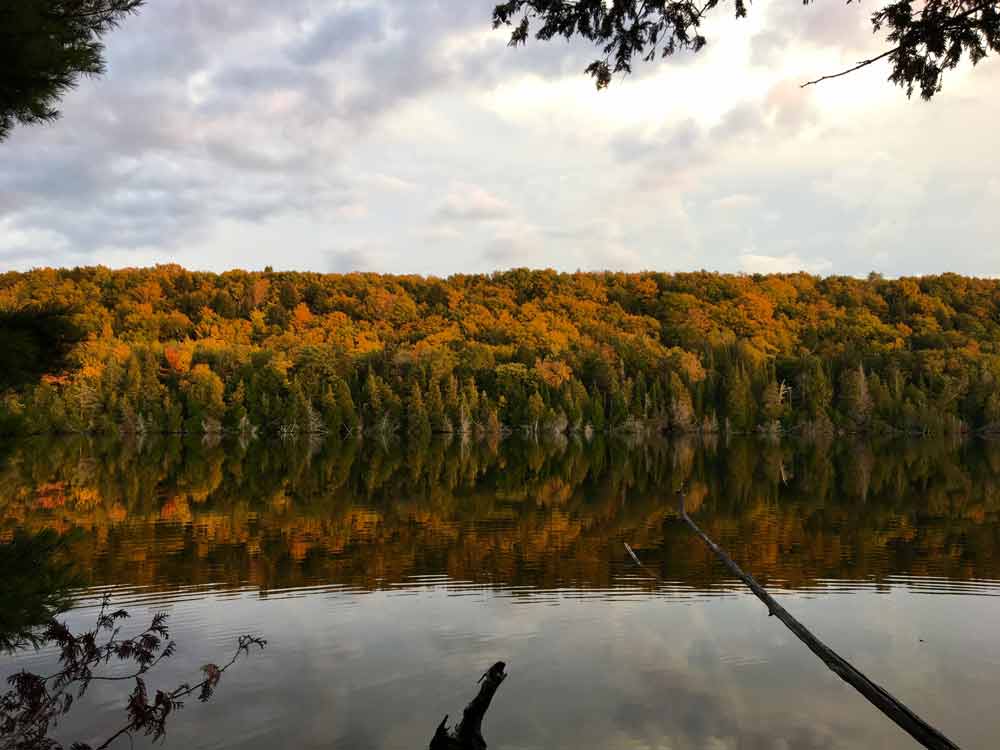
[3,267,1000,438]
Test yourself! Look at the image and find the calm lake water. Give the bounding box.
[3,435,1000,749]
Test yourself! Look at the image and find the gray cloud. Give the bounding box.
[289,5,387,65]
[328,248,377,274]
[750,1,876,69]
[435,186,511,222]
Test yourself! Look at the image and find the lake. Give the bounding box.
[2,434,999,749]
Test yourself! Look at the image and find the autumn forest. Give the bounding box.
[3,267,1000,439]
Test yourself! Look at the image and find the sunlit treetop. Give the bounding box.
[492,0,1000,98]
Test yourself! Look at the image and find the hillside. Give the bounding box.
[2,267,999,436]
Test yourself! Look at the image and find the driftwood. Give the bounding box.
[429,661,507,750]
[629,491,960,750]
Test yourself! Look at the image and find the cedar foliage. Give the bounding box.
[494,0,1000,98]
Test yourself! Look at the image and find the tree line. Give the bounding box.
[3,267,1000,438]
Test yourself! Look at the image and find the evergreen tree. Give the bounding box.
[839,363,873,430]
[364,370,382,427]
[563,381,584,429]
[585,388,606,431]
[526,391,545,433]
[797,357,833,422]
[760,380,785,424]
[2,1,145,140]
[319,384,341,434]
[225,380,248,432]
[426,380,448,432]
[406,382,431,438]
[281,381,311,435]
[723,367,753,432]
[182,364,225,433]
[668,372,695,431]
[334,378,358,434]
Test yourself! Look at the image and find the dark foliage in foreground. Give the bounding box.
[0,1,144,141]
[494,0,1000,97]
[0,595,264,750]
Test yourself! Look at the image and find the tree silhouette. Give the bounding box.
[0,1,144,141]
[493,0,1000,98]
[0,593,265,750]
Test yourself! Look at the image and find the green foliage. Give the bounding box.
[406,382,431,439]
[0,1,144,140]
[724,367,754,433]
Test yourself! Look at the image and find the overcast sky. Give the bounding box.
[2,0,998,277]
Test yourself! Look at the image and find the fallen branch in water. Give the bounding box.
[429,661,507,750]
[624,491,960,750]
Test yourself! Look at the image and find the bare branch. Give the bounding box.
[801,47,900,89]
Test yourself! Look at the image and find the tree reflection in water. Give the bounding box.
[2,434,999,595]
[2,433,999,748]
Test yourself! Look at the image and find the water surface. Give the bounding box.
[2,435,999,749]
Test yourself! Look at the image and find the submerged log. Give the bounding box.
[645,491,960,750]
[429,661,507,750]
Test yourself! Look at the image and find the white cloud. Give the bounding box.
[739,252,833,275]
[434,184,512,222]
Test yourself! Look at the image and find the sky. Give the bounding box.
[2,0,998,277]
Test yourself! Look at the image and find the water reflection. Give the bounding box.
[3,436,1000,749]
[2,435,999,597]
[0,529,78,652]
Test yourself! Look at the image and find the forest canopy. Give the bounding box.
[3,267,1000,439]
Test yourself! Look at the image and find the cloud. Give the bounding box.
[0,222,73,266]
[289,5,387,65]
[739,252,833,275]
[328,247,386,274]
[1,0,999,276]
[750,0,876,68]
[435,185,512,222]
[711,194,758,211]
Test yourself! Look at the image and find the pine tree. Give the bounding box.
[797,357,832,422]
[760,380,784,423]
[426,380,448,432]
[225,380,248,432]
[2,1,145,141]
[723,367,753,432]
[839,363,873,430]
[526,391,545,433]
[632,372,649,418]
[668,372,694,431]
[563,381,583,429]
[319,384,341,434]
[334,378,358,434]
[363,370,382,427]
[406,382,431,438]
[586,388,606,431]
